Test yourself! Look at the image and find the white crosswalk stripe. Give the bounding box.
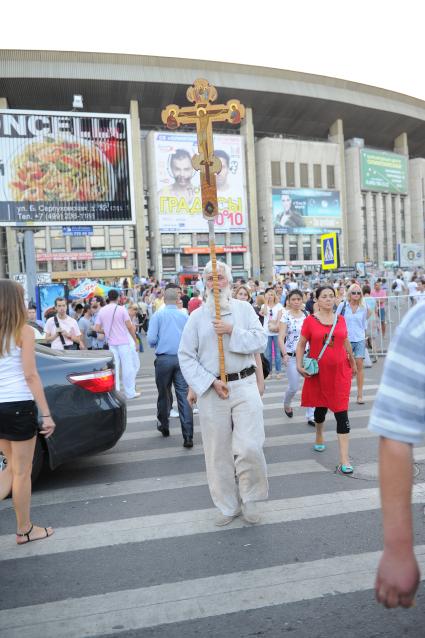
[3,365,423,636]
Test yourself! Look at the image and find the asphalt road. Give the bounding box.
[1,341,424,638]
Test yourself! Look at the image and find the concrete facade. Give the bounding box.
[1,50,425,280]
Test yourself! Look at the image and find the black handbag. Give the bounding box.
[261,353,270,379]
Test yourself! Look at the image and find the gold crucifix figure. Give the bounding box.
[162,79,245,383]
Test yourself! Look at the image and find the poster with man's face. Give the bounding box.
[154,132,247,232]
[272,188,342,234]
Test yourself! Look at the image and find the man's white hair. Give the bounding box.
[202,260,233,284]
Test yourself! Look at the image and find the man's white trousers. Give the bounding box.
[197,374,268,516]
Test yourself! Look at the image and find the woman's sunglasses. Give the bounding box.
[351,291,361,295]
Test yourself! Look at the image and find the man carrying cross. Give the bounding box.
[164,78,268,525]
[178,260,268,525]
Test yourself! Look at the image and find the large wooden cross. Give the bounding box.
[162,79,245,383]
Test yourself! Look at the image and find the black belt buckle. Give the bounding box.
[222,366,255,383]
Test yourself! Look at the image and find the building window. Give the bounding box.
[300,163,309,188]
[198,254,210,268]
[111,258,125,269]
[326,165,335,189]
[231,233,243,246]
[400,198,406,242]
[110,235,124,249]
[37,262,48,273]
[72,260,87,270]
[90,235,105,249]
[162,254,176,270]
[231,253,244,268]
[51,236,65,250]
[180,254,193,269]
[362,195,368,259]
[303,238,312,261]
[71,236,86,251]
[92,259,106,270]
[52,260,67,272]
[285,162,295,187]
[178,234,192,246]
[161,234,175,247]
[274,245,284,260]
[313,164,322,189]
[215,233,226,245]
[34,230,46,251]
[271,161,281,186]
[196,234,209,246]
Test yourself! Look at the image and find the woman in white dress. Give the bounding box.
[278,289,315,425]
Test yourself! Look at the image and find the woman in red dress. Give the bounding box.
[296,286,357,474]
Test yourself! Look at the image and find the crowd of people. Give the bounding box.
[0,262,424,610]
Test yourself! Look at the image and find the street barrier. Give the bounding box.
[366,294,416,356]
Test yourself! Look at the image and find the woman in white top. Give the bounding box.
[261,288,284,378]
[278,290,315,425]
[0,279,56,544]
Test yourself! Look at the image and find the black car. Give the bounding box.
[32,344,126,481]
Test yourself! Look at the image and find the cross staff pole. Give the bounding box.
[162,79,245,384]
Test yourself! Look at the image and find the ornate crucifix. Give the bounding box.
[162,79,245,383]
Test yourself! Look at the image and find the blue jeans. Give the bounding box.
[154,354,193,439]
[265,335,282,373]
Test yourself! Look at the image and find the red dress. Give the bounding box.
[301,314,352,413]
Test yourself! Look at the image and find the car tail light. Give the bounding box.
[67,369,115,393]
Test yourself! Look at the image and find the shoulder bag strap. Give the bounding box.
[54,315,67,346]
[317,313,338,362]
[104,305,118,341]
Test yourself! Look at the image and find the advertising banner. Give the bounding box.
[360,149,408,194]
[154,132,246,232]
[0,110,135,226]
[272,188,341,235]
[397,243,425,268]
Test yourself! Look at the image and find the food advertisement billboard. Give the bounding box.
[154,132,246,232]
[0,110,135,226]
[272,188,341,235]
[360,149,408,194]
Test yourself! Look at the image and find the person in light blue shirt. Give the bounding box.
[147,287,194,447]
[336,283,370,404]
[368,303,425,609]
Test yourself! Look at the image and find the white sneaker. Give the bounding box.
[193,407,199,414]
[127,392,141,400]
[242,502,261,524]
[169,408,179,418]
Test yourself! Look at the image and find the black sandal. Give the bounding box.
[284,407,293,418]
[16,523,51,544]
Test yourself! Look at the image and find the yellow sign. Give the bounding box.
[320,233,338,270]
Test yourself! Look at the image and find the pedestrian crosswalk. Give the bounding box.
[0,369,424,637]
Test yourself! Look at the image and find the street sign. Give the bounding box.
[320,232,338,270]
[62,226,93,236]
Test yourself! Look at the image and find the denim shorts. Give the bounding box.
[350,340,366,359]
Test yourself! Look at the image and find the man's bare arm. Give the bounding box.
[375,437,420,608]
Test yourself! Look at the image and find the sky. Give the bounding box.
[2,0,424,101]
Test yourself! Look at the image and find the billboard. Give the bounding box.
[0,110,135,226]
[154,132,246,232]
[397,243,425,268]
[272,188,341,235]
[360,149,408,194]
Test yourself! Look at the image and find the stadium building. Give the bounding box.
[1,49,424,282]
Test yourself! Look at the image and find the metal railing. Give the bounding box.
[367,294,417,356]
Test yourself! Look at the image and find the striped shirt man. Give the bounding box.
[368,304,425,444]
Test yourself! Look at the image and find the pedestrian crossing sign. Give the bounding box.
[320,233,338,270]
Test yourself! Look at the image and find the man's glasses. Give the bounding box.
[206,275,226,282]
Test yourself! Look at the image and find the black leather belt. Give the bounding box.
[218,365,256,383]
